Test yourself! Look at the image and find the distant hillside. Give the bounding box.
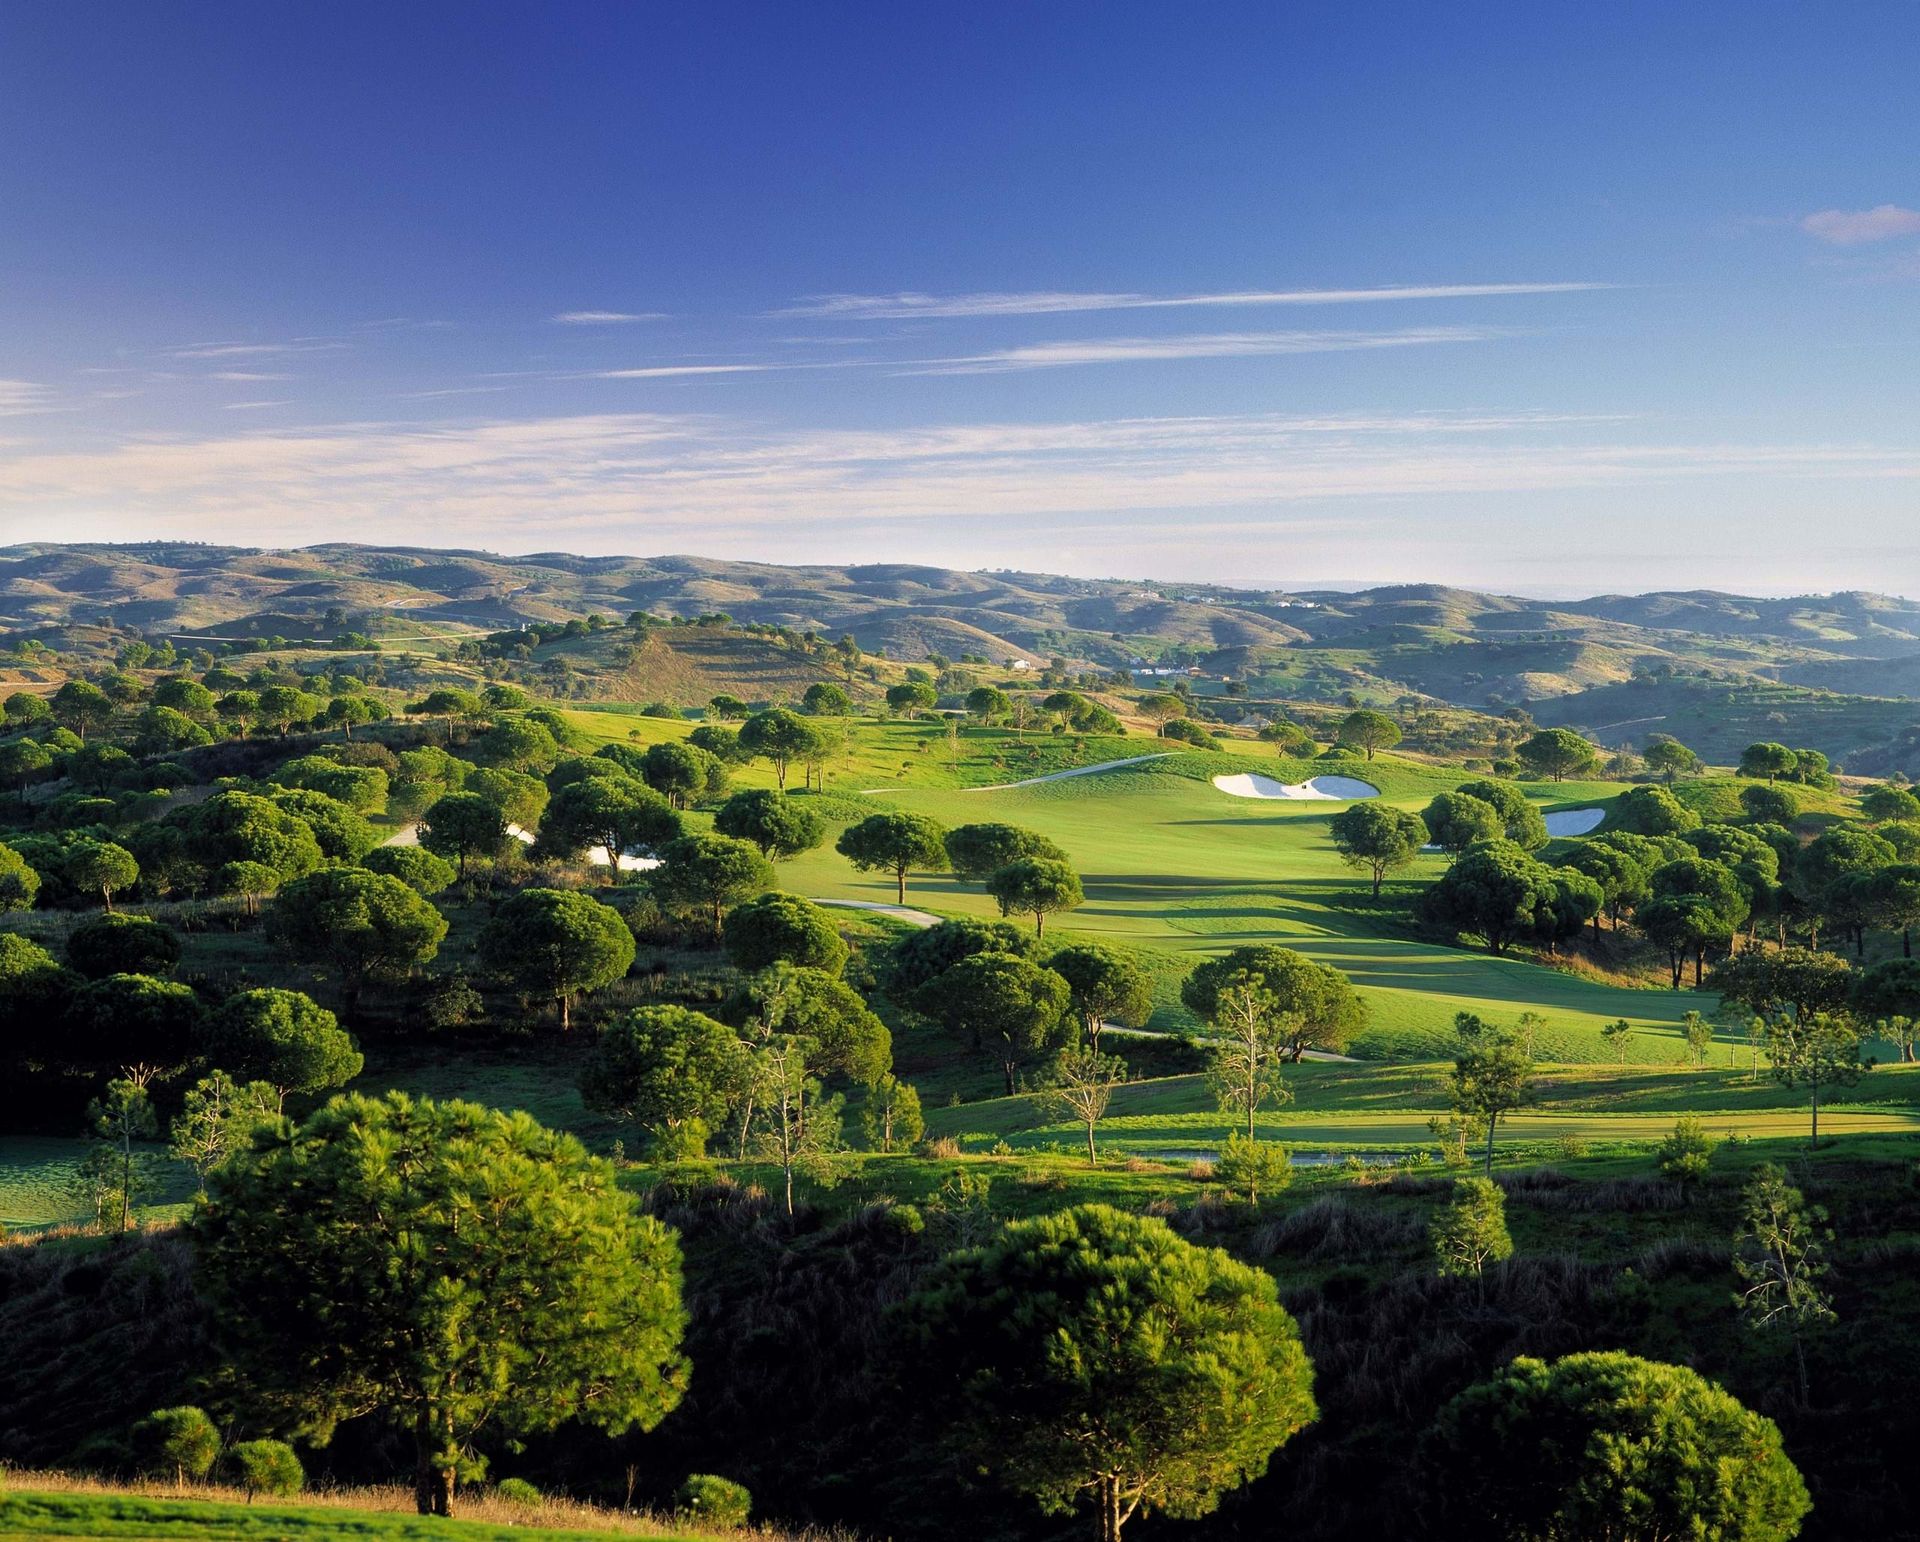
[5,541,1920,766]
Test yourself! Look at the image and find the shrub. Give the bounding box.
[1215,1134,1293,1203]
[226,1439,304,1500]
[1657,1114,1714,1186]
[676,1473,752,1527]
[494,1476,542,1506]
[132,1405,220,1484]
[66,914,181,979]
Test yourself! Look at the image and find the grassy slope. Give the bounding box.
[922,1059,1920,1156]
[0,1490,724,1541]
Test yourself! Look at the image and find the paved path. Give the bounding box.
[958,752,1177,792]
[814,898,943,928]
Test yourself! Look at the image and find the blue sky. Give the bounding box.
[2,2,1917,596]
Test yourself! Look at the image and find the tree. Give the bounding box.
[1861,783,1920,824]
[1554,840,1650,940]
[1763,1013,1866,1147]
[205,988,363,1107]
[1741,782,1800,824]
[169,1070,280,1193]
[1515,727,1600,782]
[1644,736,1702,784]
[417,793,507,877]
[66,839,139,912]
[966,685,1011,725]
[706,693,748,721]
[1181,946,1366,1061]
[270,868,448,1011]
[1213,1133,1292,1203]
[1455,778,1550,850]
[649,833,775,938]
[227,1439,305,1500]
[1430,1175,1512,1277]
[738,708,820,789]
[133,1405,220,1485]
[66,914,179,979]
[1854,957,1920,1059]
[713,788,826,860]
[482,888,635,1030]
[639,740,717,809]
[464,766,548,829]
[1740,742,1799,785]
[903,1204,1317,1542]
[256,685,320,736]
[361,844,458,896]
[267,786,379,863]
[1421,1352,1810,1542]
[1336,709,1400,760]
[1257,719,1316,756]
[540,773,681,870]
[1041,690,1088,729]
[409,687,482,742]
[1419,839,1568,954]
[1600,1016,1632,1063]
[986,856,1084,935]
[272,754,389,813]
[132,705,211,757]
[4,690,51,729]
[1735,1163,1836,1406]
[0,738,52,797]
[917,951,1073,1093]
[1685,1009,1716,1067]
[1711,947,1855,1026]
[579,1005,748,1157]
[742,1034,845,1214]
[1615,783,1701,836]
[0,839,41,912]
[860,1073,924,1153]
[803,682,853,716]
[85,1071,159,1233]
[944,821,1066,882]
[1328,803,1427,895]
[1449,1029,1532,1174]
[1204,974,1296,1140]
[195,1093,689,1516]
[1418,791,1503,859]
[880,916,1035,1001]
[723,891,849,974]
[885,681,938,719]
[51,679,113,740]
[1048,943,1153,1051]
[836,812,950,905]
[324,694,380,741]
[1044,1047,1127,1165]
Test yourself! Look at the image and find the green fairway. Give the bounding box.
[927,1060,1920,1155]
[0,1137,195,1231]
[749,745,1705,1059]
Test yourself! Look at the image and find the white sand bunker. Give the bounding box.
[1212,773,1379,801]
[1545,807,1605,837]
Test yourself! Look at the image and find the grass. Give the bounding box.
[922,1058,1920,1158]
[0,1478,754,1540]
[0,1138,195,1232]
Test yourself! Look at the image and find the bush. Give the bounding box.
[494,1476,542,1506]
[66,914,181,979]
[132,1405,220,1484]
[1215,1134,1293,1203]
[676,1473,752,1527]
[1656,1115,1714,1186]
[226,1439,304,1500]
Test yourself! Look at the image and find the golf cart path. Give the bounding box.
[859,752,1177,795]
[815,898,943,928]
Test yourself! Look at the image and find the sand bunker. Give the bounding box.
[1212,773,1379,801]
[1544,807,1605,837]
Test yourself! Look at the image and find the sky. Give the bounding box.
[1,1,1918,597]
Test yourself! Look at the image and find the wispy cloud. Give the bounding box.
[902,327,1502,374]
[172,340,346,359]
[591,363,784,379]
[0,380,55,417]
[777,282,1611,319]
[3,409,1910,552]
[554,310,668,325]
[1800,205,1920,245]
[222,400,292,410]
[212,371,293,382]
